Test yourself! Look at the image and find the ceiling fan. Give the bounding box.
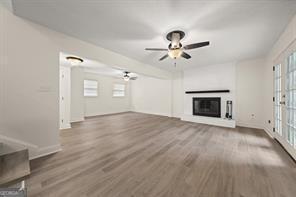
[145,30,210,61]
[123,71,137,81]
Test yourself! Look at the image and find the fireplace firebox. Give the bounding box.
[193,97,221,118]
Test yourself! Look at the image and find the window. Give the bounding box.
[113,84,125,97]
[84,80,98,97]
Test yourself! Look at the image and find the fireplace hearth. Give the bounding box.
[193,97,221,118]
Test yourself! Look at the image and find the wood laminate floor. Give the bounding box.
[26,112,296,197]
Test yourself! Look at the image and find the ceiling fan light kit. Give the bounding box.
[145,30,210,62]
[168,48,182,59]
[123,71,130,81]
[123,75,130,81]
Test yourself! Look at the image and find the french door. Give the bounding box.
[274,43,296,159]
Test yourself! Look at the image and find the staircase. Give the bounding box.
[0,142,30,186]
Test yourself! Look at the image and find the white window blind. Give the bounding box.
[113,84,125,97]
[84,80,98,97]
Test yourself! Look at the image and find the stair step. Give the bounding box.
[0,143,26,156]
[0,143,30,185]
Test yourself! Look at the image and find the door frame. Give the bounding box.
[59,66,71,130]
[273,39,296,160]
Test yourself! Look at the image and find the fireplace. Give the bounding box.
[193,97,221,118]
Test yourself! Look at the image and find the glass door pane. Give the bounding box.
[286,51,296,148]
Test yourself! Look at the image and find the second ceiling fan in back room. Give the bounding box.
[145,30,210,61]
[123,71,137,81]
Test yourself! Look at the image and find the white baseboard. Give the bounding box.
[171,114,182,119]
[236,122,275,139]
[263,126,274,139]
[60,123,71,130]
[70,118,85,123]
[30,144,62,160]
[131,110,171,117]
[85,110,131,117]
[236,122,263,130]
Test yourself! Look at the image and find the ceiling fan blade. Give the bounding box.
[145,48,168,51]
[183,41,210,50]
[181,52,191,59]
[130,77,138,80]
[159,54,169,61]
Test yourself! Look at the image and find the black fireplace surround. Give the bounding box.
[193,97,221,118]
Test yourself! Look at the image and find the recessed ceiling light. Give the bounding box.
[66,56,83,66]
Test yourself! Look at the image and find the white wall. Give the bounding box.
[236,58,265,129]
[83,72,130,117]
[0,3,61,158]
[173,60,266,129]
[263,15,296,136]
[172,72,184,118]
[71,67,85,122]
[183,63,236,120]
[0,3,171,158]
[131,75,172,117]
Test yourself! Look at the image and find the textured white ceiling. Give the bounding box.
[13,0,296,71]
